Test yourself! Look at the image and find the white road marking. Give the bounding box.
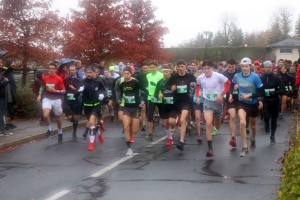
[45,190,71,200]
[90,153,138,177]
[144,136,168,148]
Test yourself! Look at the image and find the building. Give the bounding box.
[265,38,300,63]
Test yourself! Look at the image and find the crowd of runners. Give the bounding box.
[32,56,300,157]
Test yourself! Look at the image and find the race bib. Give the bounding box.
[264,88,275,97]
[205,91,218,101]
[233,89,238,94]
[108,90,112,96]
[240,93,252,101]
[164,97,174,104]
[46,84,55,89]
[67,93,75,100]
[124,95,136,104]
[177,85,187,93]
[151,96,162,103]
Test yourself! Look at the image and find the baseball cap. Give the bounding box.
[240,57,252,65]
[109,66,115,71]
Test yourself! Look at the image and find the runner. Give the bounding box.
[232,57,263,157]
[117,67,146,156]
[223,58,240,148]
[196,60,231,156]
[288,64,297,113]
[260,61,285,144]
[145,61,163,142]
[154,65,174,146]
[77,67,107,151]
[137,62,149,132]
[104,68,117,122]
[165,59,197,151]
[37,62,65,143]
[193,67,204,143]
[278,65,293,119]
[63,64,81,140]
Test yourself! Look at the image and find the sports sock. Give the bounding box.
[165,129,172,139]
[110,111,114,116]
[48,125,52,131]
[231,136,235,140]
[89,126,96,143]
[58,129,62,134]
[85,127,89,133]
[73,121,78,133]
[180,139,184,143]
[207,140,213,150]
[213,126,216,131]
[126,141,131,148]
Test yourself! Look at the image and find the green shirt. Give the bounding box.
[146,71,163,101]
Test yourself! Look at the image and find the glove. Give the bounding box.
[78,86,84,92]
[117,99,121,104]
[139,101,145,108]
[98,94,104,101]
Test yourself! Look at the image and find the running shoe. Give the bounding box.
[260,115,264,123]
[170,129,175,134]
[229,139,237,148]
[72,133,77,140]
[166,139,173,146]
[206,149,214,157]
[212,129,217,136]
[141,125,146,132]
[240,147,249,157]
[145,134,153,142]
[126,148,133,156]
[250,139,256,152]
[176,141,184,151]
[4,132,13,136]
[45,130,53,138]
[98,133,104,144]
[58,134,63,143]
[265,124,270,134]
[197,135,203,143]
[130,133,134,143]
[279,114,283,119]
[99,122,105,132]
[88,142,94,151]
[154,116,160,126]
[270,136,276,144]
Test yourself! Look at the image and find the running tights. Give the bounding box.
[263,100,279,136]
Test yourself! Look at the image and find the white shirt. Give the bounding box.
[196,71,228,101]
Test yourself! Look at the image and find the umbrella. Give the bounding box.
[0,50,8,59]
[59,58,74,66]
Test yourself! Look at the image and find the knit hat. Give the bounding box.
[263,61,272,67]
[123,67,132,74]
[5,58,14,68]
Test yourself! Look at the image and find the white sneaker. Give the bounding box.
[126,148,133,156]
[5,132,13,136]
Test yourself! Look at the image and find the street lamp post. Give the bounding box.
[203,31,210,60]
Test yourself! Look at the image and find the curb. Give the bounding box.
[0,115,111,152]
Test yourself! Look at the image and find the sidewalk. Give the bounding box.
[0,108,111,151]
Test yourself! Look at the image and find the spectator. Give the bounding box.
[0,73,13,136]
[74,60,84,80]
[99,60,106,75]
[109,66,120,79]
[32,71,45,125]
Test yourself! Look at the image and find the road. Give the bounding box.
[0,113,291,200]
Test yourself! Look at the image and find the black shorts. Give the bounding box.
[64,101,78,116]
[84,105,101,118]
[161,104,175,119]
[147,101,162,122]
[169,102,191,119]
[237,101,258,118]
[193,103,203,113]
[226,100,238,110]
[292,90,298,99]
[123,107,140,119]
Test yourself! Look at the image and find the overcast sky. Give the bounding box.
[52,0,300,47]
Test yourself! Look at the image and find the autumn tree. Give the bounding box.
[0,0,61,85]
[62,0,171,65]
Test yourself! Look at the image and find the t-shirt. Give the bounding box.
[166,73,196,104]
[119,78,141,108]
[196,72,228,101]
[146,71,163,101]
[232,72,263,104]
[42,74,65,100]
[223,69,241,100]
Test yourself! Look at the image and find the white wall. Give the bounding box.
[273,48,300,63]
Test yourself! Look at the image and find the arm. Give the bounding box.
[275,75,287,96]
[154,79,163,98]
[222,79,231,95]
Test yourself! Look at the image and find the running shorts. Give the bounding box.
[237,101,259,118]
[203,99,223,119]
[123,107,140,119]
[43,98,62,116]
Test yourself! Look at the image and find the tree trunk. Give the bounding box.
[22,64,27,86]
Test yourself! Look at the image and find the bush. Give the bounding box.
[14,83,42,119]
[278,112,300,200]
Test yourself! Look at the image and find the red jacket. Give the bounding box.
[295,64,300,86]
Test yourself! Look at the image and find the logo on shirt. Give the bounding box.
[95,87,98,91]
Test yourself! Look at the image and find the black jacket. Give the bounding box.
[0,75,8,98]
[260,73,286,101]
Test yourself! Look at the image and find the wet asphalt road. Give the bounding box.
[0,112,292,200]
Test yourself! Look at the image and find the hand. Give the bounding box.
[69,85,76,90]
[234,84,239,90]
[47,87,56,93]
[196,98,200,105]
[228,94,233,103]
[216,94,223,104]
[171,85,176,91]
[139,101,145,108]
[78,86,84,92]
[117,99,121,104]
[37,95,41,102]
[241,94,251,100]
[158,94,163,99]
[98,94,104,101]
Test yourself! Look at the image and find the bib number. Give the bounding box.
[264,88,275,97]
[124,95,136,104]
[46,84,55,89]
[233,89,238,94]
[164,97,173,104]
[177,85,187,93]
[206,91,218,101]
[67,93,75,100]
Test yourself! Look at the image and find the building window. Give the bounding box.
[280,48,292,54]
